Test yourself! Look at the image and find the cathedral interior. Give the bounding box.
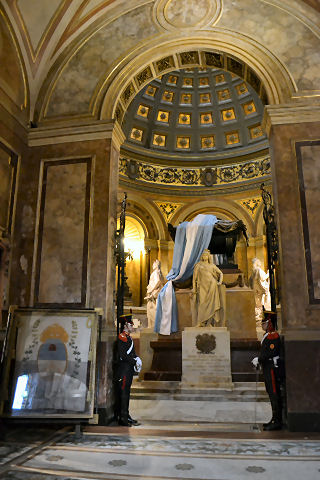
[0,1,319,479]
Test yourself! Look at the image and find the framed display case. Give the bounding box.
[0,308,98,419]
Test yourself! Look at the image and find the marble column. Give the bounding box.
[263,101,320,431]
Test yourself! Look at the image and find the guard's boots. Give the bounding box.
[263,399,282,431]
[118,392,131,427]
[128,414,140,426]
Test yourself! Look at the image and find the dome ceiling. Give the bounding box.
[121,67,268,162]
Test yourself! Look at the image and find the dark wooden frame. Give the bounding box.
[0,307,98,419]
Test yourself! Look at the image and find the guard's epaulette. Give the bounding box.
[267,332,279,340]
[118,332,128,342]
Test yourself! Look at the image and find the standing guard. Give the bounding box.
[115,314,142,426]
[252,311,285,431]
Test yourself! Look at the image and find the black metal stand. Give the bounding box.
[115,193,127,336]
[261,183,279,320]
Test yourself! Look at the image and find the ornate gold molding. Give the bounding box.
[119,154,271,188]
[238,197,262,217]
[154,201,183,222]
[100,34,296,121]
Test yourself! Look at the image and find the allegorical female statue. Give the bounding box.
[249,257,271,326]
[192,249,224,327]
[145,259,166,328]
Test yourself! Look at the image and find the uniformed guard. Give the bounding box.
[252,311,284,431]
[115,314,142,426]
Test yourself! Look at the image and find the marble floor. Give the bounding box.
[0,422,319,480]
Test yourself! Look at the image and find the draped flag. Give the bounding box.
[154,214,218,335]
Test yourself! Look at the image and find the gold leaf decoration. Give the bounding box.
[154,202,183,222]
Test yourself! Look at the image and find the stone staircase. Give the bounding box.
[130,379,271,424]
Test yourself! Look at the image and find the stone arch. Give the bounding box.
[100,33,296,121]
[0,10,28,113]
[171,198,255,237]
[39,28,297,122]
[121,191,167,241]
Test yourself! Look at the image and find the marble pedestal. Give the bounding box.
[225,287,256,340]
[175,288,193,330]
[181,327,233,389]
[138,328,158,380]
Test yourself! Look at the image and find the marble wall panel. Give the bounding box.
[47,4,157,117]
[8,138,116,313]
[296,141,320,303]
[268,122,320,329]
[36,160,90,305]
[218,0,320,91]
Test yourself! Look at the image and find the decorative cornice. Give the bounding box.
[28,120,119,146]
[119,154,271,188]
[282,328,320,341]
[263,101,320,136]
[120,174,273,197]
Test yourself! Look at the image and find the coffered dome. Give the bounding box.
[121,68,268,163]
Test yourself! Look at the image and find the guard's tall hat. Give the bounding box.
[119,313,133,331]
[263,310,277,330]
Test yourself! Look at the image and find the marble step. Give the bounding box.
[131,380,269,402]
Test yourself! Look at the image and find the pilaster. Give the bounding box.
[263,100,320,431]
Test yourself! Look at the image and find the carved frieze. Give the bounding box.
[136,67,153,87]
[119,156,271,187]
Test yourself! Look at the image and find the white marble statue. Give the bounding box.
[249,257,271,326]
[145,259,166,328]
[192,249,225,327]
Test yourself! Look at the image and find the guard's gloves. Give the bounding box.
[273,355,279,367]
[134,356,142,373]
[251,357,259,369]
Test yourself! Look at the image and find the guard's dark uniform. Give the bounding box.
[116,331,137,425]
[259,329,283,429]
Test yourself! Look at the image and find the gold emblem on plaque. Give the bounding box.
[137,105,150,118]
[157,110,170,122]
[201,136,215,149]
[130,128,143,142]
[199,77,209,87]
[199,93,211,104]
[180,93,192,104]
[145,85,157,97]
[162,91,174,103]
[217,89,231,102]
[176,136,190,149]
[225,131,240,145]
[178,113,191,125]
[221,108,236,122]
[200,113,213,125]
[249,124,264,139]
[153,134,166,147]
[236,83,248,96]
[242,101,256,116]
